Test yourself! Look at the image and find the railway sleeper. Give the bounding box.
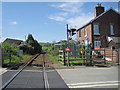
[32,64,43,67]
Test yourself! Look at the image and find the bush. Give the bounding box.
[2,42,31,65]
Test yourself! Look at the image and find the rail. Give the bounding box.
[43,62,50,90]
[1,54,39,90]
[43,54,50,90]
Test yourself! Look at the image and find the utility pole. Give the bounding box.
[67,24,70,66]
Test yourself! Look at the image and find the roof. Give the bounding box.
[4,38,23,45]
[77,8,120,31]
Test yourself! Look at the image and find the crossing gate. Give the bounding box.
[58,44,119,66]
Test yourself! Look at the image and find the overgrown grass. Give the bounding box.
[70,60,84,64]
[4,54,30,64]
[48,54,59,64]
[49,54,64,66]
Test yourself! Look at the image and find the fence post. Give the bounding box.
[117,49,120,65]
[63,51,66,66]
[104,48,106,64]
[112,49,113,64]
[82,52,84,65]
[89,49,91,66]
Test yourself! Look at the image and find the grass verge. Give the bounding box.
[48,54,63,66]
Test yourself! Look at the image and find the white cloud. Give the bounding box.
[115,8,118,12]
[66,13,93,28]
[49,2,94,28]
[11,21,17,25]
[58,12,68,16]
[51,2,84,13]
[49,16,65,21]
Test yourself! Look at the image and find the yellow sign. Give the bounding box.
[80,48,85,54]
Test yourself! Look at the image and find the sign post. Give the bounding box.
[66,48,70,66]
[66,24,76,66]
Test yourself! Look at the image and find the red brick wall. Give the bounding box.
[77,24,92,44]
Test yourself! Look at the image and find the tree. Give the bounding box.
[2,42,19,64]
[2,42,19,55]
[33,40,42,54]
[60,40,67,45]
[20,34,42,55]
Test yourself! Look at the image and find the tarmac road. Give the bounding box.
[56,66,119,89]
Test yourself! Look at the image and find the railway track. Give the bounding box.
[1,54,50,90]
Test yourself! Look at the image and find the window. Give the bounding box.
[79,30,81,37]
[84,28,87,37]
[93,24,100,35]
[94,41,101,47]
[110,24,114,35]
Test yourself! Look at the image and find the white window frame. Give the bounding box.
[93,24,100,35]
[94,41,101,47]
[110,24,115,35]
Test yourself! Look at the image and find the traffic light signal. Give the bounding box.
[67,29,71,35]
[67,29,71,33]
[70,28,76,36]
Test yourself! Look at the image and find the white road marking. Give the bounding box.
[67,81,119,86]
[67,81,119,88]
[23,70,43,72]
[69,83,119,88]
[56,67,113,71]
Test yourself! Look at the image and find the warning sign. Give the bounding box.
[65,48,70,51]
[80,48,85,54]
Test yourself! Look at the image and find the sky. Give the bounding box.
[1,2,119,42]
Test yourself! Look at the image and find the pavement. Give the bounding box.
[56,66,119,89]
[0,67,7,75]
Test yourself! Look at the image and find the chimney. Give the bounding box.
[94,3,104,17]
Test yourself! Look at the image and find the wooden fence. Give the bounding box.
[58,48,120,66]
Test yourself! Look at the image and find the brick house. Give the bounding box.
[77,4,120,49]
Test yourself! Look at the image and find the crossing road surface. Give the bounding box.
[56,66,119,88]
[1,54,69,89]
[2,66,68,89]
[2,66,44,88]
